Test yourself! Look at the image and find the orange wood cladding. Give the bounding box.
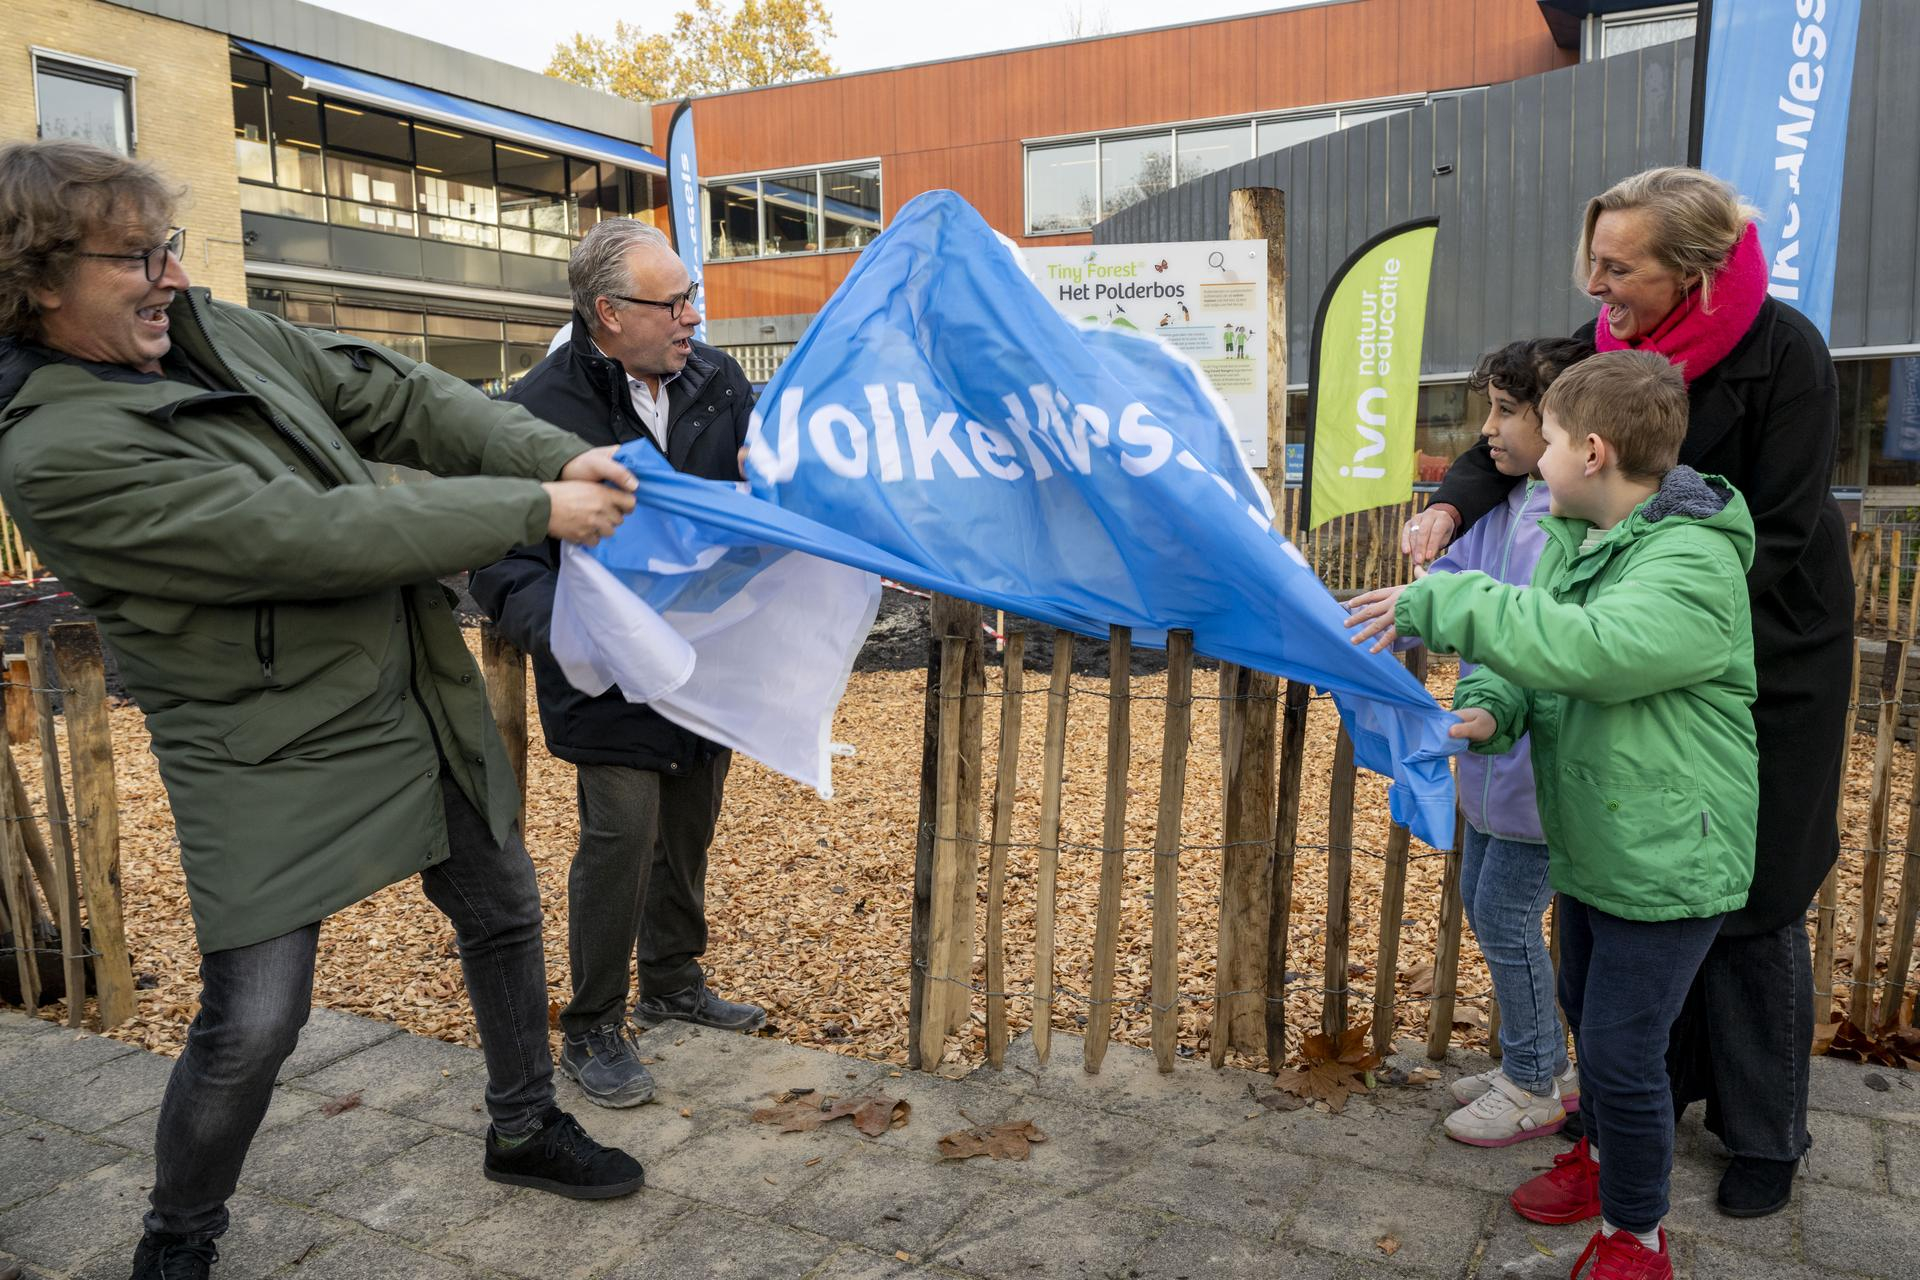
[655,0,1571,320]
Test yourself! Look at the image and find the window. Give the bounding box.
[1594,5,1698,59]
[322,101,411,163]
[702,163,882,260]
[1026,95,1429,233]
[231,79,272,184]
[415,124,497,248]
[34,51,135,154]
[426,312,505,388]
[1026,142,1097,235]
[325,154,417,234]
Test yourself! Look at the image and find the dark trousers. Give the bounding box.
[1558,896,1724,1233]
[559,754,728,1038]
[1666,918,1814,1163]
[144,779,553,1243]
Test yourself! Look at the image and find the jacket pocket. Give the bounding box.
[1557,762,1708,905]
[223,650,381,765]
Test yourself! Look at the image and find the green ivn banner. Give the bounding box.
[1304,218,1439,532]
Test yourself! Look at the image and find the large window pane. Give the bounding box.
[1256,113,1338,157]
[500,189,576,237]
[322,101,410,163]
[231,81,272,183]
[267,68,325,199]
[415,124,495,223]
[426,334,504,388]
[571,160,604,230]
[239,183,325,221]
[36,61,131,154]
[706,180,760,259]
[1175,124,1251,186]
[341,329,426,363]
[1100,132,1172,219]
[505,342,548,388]
[627,171,663,227]
[336,304,422,333]
[495,142,565,195]
[1600,13,1697,56]
[326,154,416,234]
[1026,142,1096,233]
[763,172,818,253]
[822,166,880,251]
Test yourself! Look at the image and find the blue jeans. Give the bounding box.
[143,778,554,1243]
[1559,896,1724,1233]
[1459,825,1567,1095]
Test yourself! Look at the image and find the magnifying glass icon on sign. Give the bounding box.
[1208,250,1225,271]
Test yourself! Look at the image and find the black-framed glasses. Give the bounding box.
[609,282,702,323]
[79,227,185,283]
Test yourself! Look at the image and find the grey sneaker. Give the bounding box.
[558,1023,656,1108]
[634,978,767,1033]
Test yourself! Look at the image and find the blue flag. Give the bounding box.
[1700,0,1862,337]
[563,191,1462,847]
[665,100,706,343]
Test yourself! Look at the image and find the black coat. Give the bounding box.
[469,319,755,773]
[1431,298,1852,935]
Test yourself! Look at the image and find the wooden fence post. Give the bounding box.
[1266,680,1311,1070]
[1426,807,1468,1059]
[1372,647,1426,1057]
[1322,729,1356,1038]
[49,622,133,1029]
[5,655,32,746]
[23,633,83,1027]
[984,630,1025,1068]
[1214,662,1276,1066]
[1850,637,1908,1024]
[1032,629,1073,1065]
[479,624,527,831]
[1151,630,1195,1072]
[0,702,38,1010]
[1815,530,1874,1032]
[917,633,969,1069]
[906,613,944,1071]
[945,601,987,1036]
[1085,625,1130,1074]
[1879,748,1920,1030]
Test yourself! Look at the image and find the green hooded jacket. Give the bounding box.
[0,290,589,952]
[1394,467,1759,922]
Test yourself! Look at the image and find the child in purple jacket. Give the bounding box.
[1345,335,1594,1147]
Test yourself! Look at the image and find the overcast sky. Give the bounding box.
[304,0,1311,81]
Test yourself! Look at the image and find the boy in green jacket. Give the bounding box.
[1395,350,1759,1280]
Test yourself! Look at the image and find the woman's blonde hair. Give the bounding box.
[0,140,181,340]
[1574,166,1761,313]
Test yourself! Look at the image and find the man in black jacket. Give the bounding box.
[472,218,762,1108]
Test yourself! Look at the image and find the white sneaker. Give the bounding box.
[1444,1073,1567,1148]
[1450,1062,1580,1111]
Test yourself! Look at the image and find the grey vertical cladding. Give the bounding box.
[1094,4,1916,365]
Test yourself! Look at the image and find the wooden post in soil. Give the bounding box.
[1891,531,1905,640]
[1426,807,1469,1059]
[1209,184,1288,1069]
[944,600,987,1036]
[50,622,133,1029]
[5,654,32,746]
[1214,661,1277,1067]
[1151,630,1195,1073]
[6,757,56,929]
[479,625,527,830]
[1032,629,1073,1065]
[984,630,1025,1068]
[1879,745,1920,1030]
[1266,679,1312,1070]
[0,704,38,1010]
[1085,625,1131,1074]
[906,614,945,1071]
[24,633,83,1027]
[1322,729,1356,1038]
[1850,637,1908,1025]
[1371,648,1425,1057]
[1815,530,1874,1032]
[917,633,969,1070]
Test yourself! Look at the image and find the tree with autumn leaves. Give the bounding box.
[545,0,836,102]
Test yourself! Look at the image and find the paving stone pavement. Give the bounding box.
[1,1007,1914,1279]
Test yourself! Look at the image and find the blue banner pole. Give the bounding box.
[664,98,707,343]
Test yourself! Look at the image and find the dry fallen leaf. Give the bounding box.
[937,1119,1048,1161]
[678,1108,692,1118]
[320,1091,362,1117]
[1377,1235,1400,1256]
[1402,961,1436,996]
[751,1091,909,1138]
[1272,1027,1383,1114]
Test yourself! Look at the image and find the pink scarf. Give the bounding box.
[1594,222,1767,384]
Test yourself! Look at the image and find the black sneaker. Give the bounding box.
[483,1107,645,1200]
[129,1234,218,1279]
[1717,1154,1798,1217]
[559,1022,656,1108]
[634,978,767,1033]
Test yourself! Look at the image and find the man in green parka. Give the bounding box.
[0,141,650,1280]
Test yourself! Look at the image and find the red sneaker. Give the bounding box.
[1570,1227,1672,1279]
[1510,1137,1602,1224]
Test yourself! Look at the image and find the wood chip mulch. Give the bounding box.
[11,634,1916,1074]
